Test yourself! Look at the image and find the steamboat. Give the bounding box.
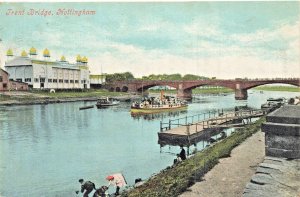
[131,91,187,114]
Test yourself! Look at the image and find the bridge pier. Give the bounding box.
[177,88,192,100]
[235,89,248,100]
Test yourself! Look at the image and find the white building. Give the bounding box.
[90,74,106,88]
[4,47,90,89]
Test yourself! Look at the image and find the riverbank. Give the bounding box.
[180,131,265,197]
[122,117,265,197]
[0,90,137,106]
[254,86,299,92]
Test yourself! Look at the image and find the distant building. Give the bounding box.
[0,68,28,91]
[89,74,106,88]
[4,47,90,90]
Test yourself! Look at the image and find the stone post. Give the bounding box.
[262,105,300,159]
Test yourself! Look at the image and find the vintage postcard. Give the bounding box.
[0,1,299,197]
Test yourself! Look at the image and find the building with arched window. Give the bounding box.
[4,48,90,89]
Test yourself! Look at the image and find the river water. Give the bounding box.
[0,90,298,197]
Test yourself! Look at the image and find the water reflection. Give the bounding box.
[130,110,188,121]
[159,127,235,156]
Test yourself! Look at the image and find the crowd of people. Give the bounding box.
[131,96,185,108]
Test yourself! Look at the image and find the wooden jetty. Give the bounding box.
[158,109,265,146]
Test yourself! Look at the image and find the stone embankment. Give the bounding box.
[243,105,300,197]
[243,157,300,197]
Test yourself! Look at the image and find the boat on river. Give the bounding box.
[131,91,188,114]
[261,97,286,112]
[79,105,94,110]
[96,97,120,108]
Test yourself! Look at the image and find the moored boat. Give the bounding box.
[131,91,188,114]
[261,97,286,112]
[96,97,120,108]
[79,105,94,110]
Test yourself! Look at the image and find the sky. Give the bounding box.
[0,2,299,79]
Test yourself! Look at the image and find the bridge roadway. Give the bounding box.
[158,110,265,146]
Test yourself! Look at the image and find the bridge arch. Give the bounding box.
[122,86,128,92]
[136,83,178,92]
[115,87,121,92]
[244,81,300,90]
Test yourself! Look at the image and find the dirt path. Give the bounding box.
[180,131,265,197]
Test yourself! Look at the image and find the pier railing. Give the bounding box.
[160,109,226,132]
[160,109,265,132]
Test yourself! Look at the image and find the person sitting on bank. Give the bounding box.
[76,179,96,197]
[134,178,145,188]
[179,145,186,160]
[173,154,182,165]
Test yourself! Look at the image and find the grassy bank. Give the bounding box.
[123,117,265,197]
[149,87,233,94]
[0,89,127,102]
[31,89,127,98]
[254,86,299,92]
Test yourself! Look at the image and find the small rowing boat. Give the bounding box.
[79,105,94,110]
[96,97,120,108]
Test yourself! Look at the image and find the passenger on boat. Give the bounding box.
[76,179,96,197]
[179,146,187,160]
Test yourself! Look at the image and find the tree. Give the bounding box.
[105,72,135,82]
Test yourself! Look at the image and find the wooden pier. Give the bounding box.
[158,109,265,146]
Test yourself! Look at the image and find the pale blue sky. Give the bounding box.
[0,2,299,78]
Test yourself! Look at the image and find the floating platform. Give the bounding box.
[158,110,265,146]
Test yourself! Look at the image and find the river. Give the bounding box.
[0,90,298,197]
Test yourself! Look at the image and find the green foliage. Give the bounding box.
[106,72,135,82]
[123,117,265,197]
[106,72,210,82]
[140,74,208,81]
[149,87,233,94]
[182,74,208,80]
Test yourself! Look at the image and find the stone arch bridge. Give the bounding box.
[106,78,300,100]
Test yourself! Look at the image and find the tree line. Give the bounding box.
[105,72,212,82]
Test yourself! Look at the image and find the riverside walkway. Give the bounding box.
[158,109,265,146]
